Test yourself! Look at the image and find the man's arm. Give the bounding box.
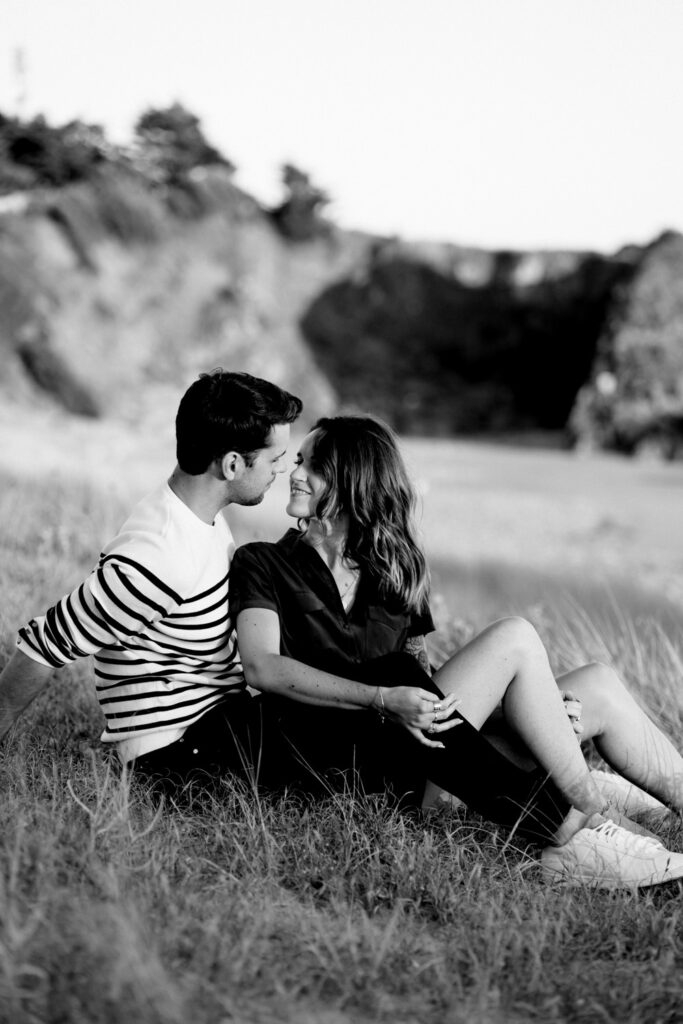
[0,649,54,741]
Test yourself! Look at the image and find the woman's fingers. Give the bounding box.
[432,717,463,734]
[561,692,581,724]
[560,691,583,736]
[563,698,582,721]
[560,690,581,714]
[420,714,463,734]
[419,692,462,708]
[385,687,461,732]
[415,690,461,730]
[416,690,460,713]
[406,725,446,749]
[407,719,463,748]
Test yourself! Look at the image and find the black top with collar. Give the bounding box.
[229,529,434,680]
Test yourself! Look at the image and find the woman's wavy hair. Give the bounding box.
[307,415,429,612]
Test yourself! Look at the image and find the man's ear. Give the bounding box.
[219,451,242,481]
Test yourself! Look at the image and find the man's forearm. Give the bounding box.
[0,649,54,740]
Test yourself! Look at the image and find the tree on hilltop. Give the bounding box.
[133,103,234,185]
[0,112,116,192]
[271,162,331,241]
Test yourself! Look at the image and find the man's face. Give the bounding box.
[232,423,290,506]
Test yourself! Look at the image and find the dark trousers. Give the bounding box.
[132,656,571,844]
[132,694,282,796]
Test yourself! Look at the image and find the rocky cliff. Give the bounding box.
[301,239,637,435]
[1,162,679,451]
[570,231,683,455]
[0,166,366,428]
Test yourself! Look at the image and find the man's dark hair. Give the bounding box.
[176,370,302,474]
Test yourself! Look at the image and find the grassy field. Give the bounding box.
[3,438,683,1023]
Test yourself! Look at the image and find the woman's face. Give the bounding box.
[287,431,325,520]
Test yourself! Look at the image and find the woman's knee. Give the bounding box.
[486,616,544,660]
[571,662,625,731]
[581,661,623,705]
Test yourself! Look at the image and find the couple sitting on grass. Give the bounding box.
[2,369,683,891]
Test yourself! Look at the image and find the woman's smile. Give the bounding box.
[286,430,326,518]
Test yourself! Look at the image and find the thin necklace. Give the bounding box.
[338,571,359,596]
[338,569,360,610]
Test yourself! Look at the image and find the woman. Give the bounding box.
[230,416,683,889]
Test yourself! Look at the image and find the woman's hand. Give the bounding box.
[561,689,584,737]
[380,687,462,749]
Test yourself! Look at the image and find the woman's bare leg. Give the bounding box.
[555,662,683,811]
[431,617,605,832]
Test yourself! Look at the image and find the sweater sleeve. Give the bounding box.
[17,555,183,669]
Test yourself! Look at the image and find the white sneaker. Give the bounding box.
[541,819,683,890]
[591,768,669,821]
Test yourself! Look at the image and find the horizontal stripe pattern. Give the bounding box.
[19,550,244,742]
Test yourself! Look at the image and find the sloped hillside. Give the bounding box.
[1,128,678,451]
[0,166,370,428]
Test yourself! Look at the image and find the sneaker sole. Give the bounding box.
[542,857,683,890]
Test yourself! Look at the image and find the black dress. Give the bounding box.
[229,530,570,842]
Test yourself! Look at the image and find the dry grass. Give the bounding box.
[3,459,683,1023]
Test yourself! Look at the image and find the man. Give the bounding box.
[2,370,680,892]
[0,369,302,789]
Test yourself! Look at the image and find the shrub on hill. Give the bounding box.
[0,113,118,192]
[0,105,236,218]
[271,163,331,241]
[133,103,234,188]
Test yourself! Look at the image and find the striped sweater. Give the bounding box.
[17,483,245,759]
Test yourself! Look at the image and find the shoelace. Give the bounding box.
[591,818,663,854]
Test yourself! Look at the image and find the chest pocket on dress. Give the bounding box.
[363,605,406,658]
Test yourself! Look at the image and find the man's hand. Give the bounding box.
[380,687,462,749]
[0,649,53,742]
[560,689,583,738]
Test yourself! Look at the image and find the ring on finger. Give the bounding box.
[433,703,442,712]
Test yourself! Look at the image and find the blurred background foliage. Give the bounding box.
[1,104,683,456]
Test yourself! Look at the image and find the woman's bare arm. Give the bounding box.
[236,608,460,748]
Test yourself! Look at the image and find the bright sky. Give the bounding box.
[2,0,682,252]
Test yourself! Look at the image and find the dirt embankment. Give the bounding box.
[0,168,369,430]
[1,164,678,449]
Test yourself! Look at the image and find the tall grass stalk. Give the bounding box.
[2,471,683,1023]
